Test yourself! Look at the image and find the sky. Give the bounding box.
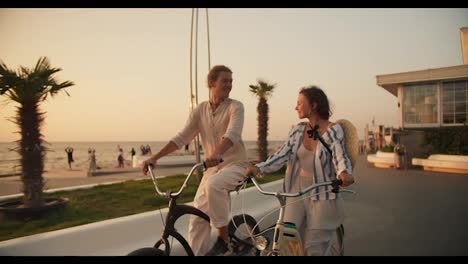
[1,8,468,142]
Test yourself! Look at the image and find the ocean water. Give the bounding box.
[0,141,284,175]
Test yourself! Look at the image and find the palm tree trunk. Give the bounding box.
[18,99,45,208]
[257,97,269,161]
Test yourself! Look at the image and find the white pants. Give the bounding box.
[303,227,344,256]
[188,165,247,256]
[284,176,345,256]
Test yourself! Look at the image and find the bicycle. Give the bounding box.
[228,175,356,256]
[127,162,260,256]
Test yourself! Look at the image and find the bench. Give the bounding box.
[367,151,396,168]
[412,154,468,174]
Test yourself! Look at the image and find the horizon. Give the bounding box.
[1,8,468,143]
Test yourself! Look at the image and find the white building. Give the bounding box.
[375,27,468,163]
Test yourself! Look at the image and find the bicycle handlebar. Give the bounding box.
[147,158,223,198]
[147,162,202,197]
[248,176,355,197]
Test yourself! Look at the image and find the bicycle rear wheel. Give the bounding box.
[228,214,261,256]
[127,247,165,256]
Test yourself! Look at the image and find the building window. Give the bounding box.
[403,83,438,125]
[442,80,467,125]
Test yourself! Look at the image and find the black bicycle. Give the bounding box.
[127,162,260,256]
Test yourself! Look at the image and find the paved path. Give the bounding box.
[343,156,468,256]
[0,165,194,197]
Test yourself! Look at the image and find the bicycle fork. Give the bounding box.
[154,197,209,256]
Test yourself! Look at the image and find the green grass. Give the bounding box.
[0,170,285,242]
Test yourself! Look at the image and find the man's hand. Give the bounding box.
[204,154,221,169]
[141,157,157,175]
[337,171,354,187]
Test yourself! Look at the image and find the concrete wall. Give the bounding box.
[0,180,283,256]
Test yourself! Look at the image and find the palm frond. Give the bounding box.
[19,66,35,81]
[0,60,22,95]
[1,56,74,103]
[34,57,51,73]
[48,81,74,97]
[6,90,20,102]
[249,85,259,95]
[249,79,276,99]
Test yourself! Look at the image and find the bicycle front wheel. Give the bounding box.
[127,247,165,256]
[228,214,261,256]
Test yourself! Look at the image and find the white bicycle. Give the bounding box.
[228,175,356,256]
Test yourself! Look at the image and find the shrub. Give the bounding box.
[421,125,468,155]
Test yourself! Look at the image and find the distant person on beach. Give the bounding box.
[118,148,124,168]
[88,148,97,176]
[130,148,136,159]
[145,144,152,155]
[140,145,146,155]
[92,149,98,170]
[141,65,248,256]
[65,147,74,170]
[245,86,354,256]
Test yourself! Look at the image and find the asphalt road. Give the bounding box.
[343,156,468,256]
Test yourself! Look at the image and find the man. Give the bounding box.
[142,65,248,256]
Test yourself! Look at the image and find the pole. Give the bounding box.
[206,8,211,71]
[193,9,201,166]
[189,8,212,176]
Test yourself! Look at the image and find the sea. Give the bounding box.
[0,141,284,175]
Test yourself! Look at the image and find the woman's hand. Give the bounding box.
[337,171,354,187]
[245,164,262,178]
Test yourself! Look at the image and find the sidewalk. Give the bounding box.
[0,165,194,197]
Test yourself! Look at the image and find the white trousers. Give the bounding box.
[284,176,345,256]
[303,227,344,256]
[188,164,247,256]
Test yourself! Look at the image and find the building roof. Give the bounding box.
[376,64,468,96]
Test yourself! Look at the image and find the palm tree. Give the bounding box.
[249,79,276,162]
[0,57,74,208]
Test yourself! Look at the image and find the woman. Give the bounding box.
[245,85,354,256]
